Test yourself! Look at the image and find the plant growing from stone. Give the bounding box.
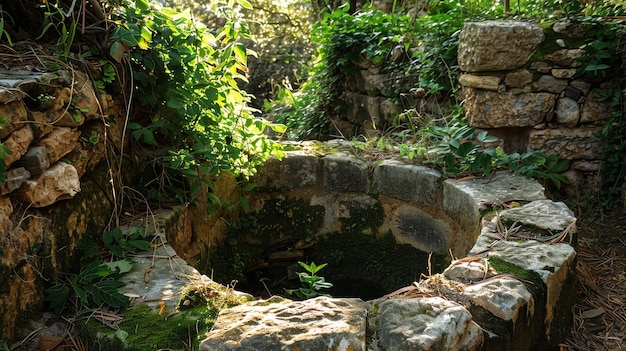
[285,261,333,299]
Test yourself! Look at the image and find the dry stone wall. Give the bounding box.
[458,20,614,191]
[0,68,125,340]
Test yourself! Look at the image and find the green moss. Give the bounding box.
[368,301,379,318]
[488,256,541,282]
[78,304,218,350]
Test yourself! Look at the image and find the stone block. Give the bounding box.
[464,88,555,128]
[200,296,368,351]
[544,49,585,67]
[469,233,577,341]
[443,172,545,241]
[35,127,81,164]
[71,71,100,121]
[499,200,576,232]
[528,127,607,160]
[15,162,81,207]
[2,125,34,167]
[14,146,49,177]
[581,89,613,123]
[533,75,569,93]
[459,74,501,91]
[254,151,320,190]
[373,160,441,206]
[505,70,533,88]
[375,297,483,351]
[552,68,576,79]
[323,153,368,193]
[459,21,544,72]
[554,96,580,127]
[463,276,534,323]
[0,167,30,195]
[0,101,28,139]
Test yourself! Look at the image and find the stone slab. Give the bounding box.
[374,297,483,351]
[200,296,368,351]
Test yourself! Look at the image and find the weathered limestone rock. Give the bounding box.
[504,70,533,88]
[551,68,576,79]
[470,235,577,341]
[464,88,555,128]
[323,152,369,193]
[530,61,552,73]
[253,151,320,190]
[443,171,545,236]
[528,127,606,160]
[499,200,576,232]
[463,276,534,324]
[459,21,544,72]
[544,49,585,67]
[373,160,441,207]
[459,74,501,91]
[374,297,484,351]
[2,125,35,167]
[15,162,81,207]
[581,89,613,123]
[0,167,31,195]
[71,71,101,121]
[35,127,81,163]
[0,101,28,139]
[555,97,580,127]
[14,146,49,177]
[200,296,368,351]
[533,75,569,94]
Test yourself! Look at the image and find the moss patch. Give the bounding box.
[488,256,542,282]
[77,304,216,350]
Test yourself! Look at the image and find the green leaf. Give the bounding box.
[45,284,71,316]
[237,0,253,9]
[102,259,134,274]
[91,280,129,309]
[110,41,125,63]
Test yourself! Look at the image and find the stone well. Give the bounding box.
[162,140,578,351]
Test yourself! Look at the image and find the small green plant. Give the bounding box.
[44,257,132,316]
[44,227,150,316]
[103,226,151,258]
[38,0,79,60]
[0,8,14,46]
[285,261,333,299]
[422,121,570,188]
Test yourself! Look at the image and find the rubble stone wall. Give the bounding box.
[0,69,125,340]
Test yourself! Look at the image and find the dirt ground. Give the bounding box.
[562,204,626,351]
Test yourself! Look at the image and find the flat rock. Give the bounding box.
[374,297,483,351]
[498,199,576,232]
[200,296,369,351]
[463,276,534,323]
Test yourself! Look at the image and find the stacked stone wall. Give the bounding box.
[458,20,615,192]
[0,68,125,340]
